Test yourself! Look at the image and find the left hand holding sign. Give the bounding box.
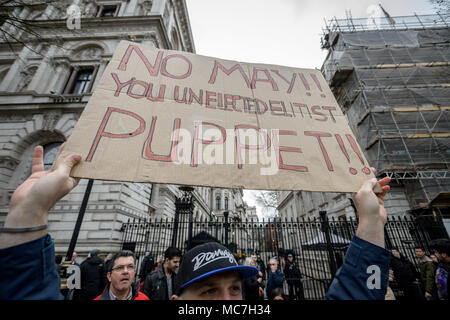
[0,143,81,249]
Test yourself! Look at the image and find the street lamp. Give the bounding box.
[65,178,94,261]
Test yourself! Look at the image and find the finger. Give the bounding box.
[377,185,390,200]
[31,145,44,174]
[371,167,376,175]
[58,153,82,176]
[50,142,66,172]
[377,176,391,187]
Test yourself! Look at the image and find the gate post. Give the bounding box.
[320,210,338,278]
[224,211,229,247]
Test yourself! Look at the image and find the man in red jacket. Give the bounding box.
[94,250,149,300]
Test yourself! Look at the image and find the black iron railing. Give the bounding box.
[121,213,448,300]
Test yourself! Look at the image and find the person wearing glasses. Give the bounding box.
[94,250,149,300]
[266,258,284,300]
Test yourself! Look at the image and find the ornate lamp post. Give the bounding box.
[171,186,195,249]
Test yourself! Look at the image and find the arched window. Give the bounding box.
[43,142,63,170]
[215,195,221,210]
[224,197,229,211]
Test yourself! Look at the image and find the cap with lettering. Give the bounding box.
[174,242,258,295]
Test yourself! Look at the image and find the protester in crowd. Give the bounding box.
[142,247,181,300]
[252,253,267,280]
[0,144,392,300]
[139,251,155,283]
[414,246,438,300]
[269,287,288,300]
[94,250,149,300]
[79,249,106,300]
[71,251,79,267]
[242,257,262,300]
[389,248,420,300]
[170,242,259,300]
[284,252,304,300]
[266,258,284,299]
[250,252,266,289]
[248,253,265,299]
[101,253,114,292]
[430,254,439,265]
[429,238,449,300]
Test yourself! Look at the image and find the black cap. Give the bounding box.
[90,249,100,257]
[174,242,258,295]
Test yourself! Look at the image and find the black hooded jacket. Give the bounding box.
[284,255,302,282]
[79,256,106,300]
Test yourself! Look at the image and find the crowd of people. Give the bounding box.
[387,241,449,301]
[1,144,448,301]
[57,237,448,301]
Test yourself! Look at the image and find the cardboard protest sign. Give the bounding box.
[63,40,377,192]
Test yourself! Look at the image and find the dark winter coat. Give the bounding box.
[243,275,261,300]
[266,269,284,298]
[284,259,302,282]
[139,254,155,281]
[142,265,175,300]
[79,256,106,300]
[390,255,417,287]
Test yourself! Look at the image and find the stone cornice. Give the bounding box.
[172,0,195,53]
[277,191,294,210]
[0,15,171,49]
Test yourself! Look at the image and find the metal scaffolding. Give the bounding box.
[321,13,450,207]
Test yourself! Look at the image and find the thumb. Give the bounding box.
[59,153,82,176]
[361,177,378,193]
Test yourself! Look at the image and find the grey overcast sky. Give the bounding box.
[184,0,438,217]
[185,0,437,69]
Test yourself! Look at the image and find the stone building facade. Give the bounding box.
[0,0,250,258]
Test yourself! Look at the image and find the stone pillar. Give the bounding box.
[28,45,57,93]
[0,46,31,92]
[124,0,139,16]
[48,61,71,94]
[91,60,107,91]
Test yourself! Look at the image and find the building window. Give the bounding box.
[216,196,221,210]
[224,197,229,211]
[97,5,119,17]
[65,67,98,94]
[43,142,63,170]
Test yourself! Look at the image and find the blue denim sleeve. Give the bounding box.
[326,235,391,300]
[0,234,63,300]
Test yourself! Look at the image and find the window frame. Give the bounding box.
[64,65,99,95]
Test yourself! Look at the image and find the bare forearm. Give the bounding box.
[0,203,48,249]
[356,219,385,248]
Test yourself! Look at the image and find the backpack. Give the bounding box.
[436,265,448,298]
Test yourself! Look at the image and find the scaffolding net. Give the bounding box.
[321,14,450,206]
